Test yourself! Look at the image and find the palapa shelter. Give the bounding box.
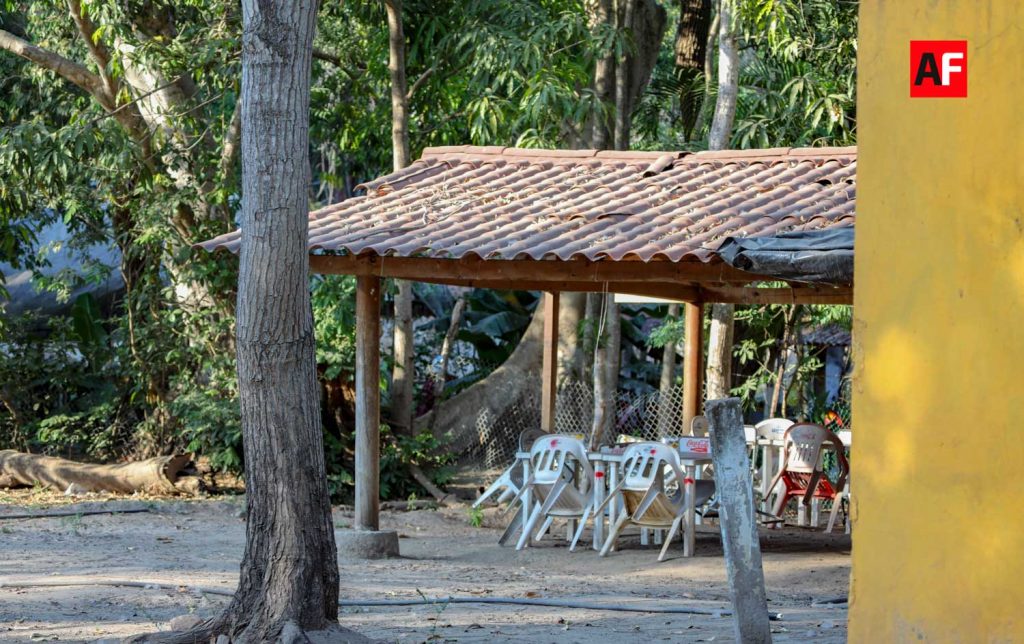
[199,144,856,535]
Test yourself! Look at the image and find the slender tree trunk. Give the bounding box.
[657,303,679,434]
[591,0,616,149]
[692,8,719,139]
[384,0,410,169]
[706,302,735,399]
[613,0,635,150]
[558,292,587,383]
[174,1,342,640]
[704,0,739,405]
[707,0,738,150]
[590,293,618,447]
[384,0,415,436]
[674,0,712,139]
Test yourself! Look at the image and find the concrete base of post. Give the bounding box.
[335,529,400,559]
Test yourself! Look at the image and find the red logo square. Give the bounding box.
[910,40,968,98]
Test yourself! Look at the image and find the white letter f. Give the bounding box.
[941,52,964,86]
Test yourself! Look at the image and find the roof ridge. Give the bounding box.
[418,145,857,163]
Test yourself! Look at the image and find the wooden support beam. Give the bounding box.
[309,256,852,304]
[700,284,852,305]
[541,292,559,432]
[309,254,767,285]
[682,302,704,433]
[355,275,382,531]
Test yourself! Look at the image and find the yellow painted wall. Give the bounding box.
[852,1,1024,641]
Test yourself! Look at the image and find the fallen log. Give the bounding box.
[0,450,203,496]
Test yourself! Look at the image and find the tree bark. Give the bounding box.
[384,0,410,169]
[707,0,738,151]
[591,0,616,149]
[589,293,618,448]
[706,302,735,399]
[392,280,415,434]
[416,305,545,453]
[613,0,635,150]
[558,292,586,382]
[704,0,739,406]
[656,303,680,434]
[674,0,712,139]
[384,0,416,438]
[0,450,200,495]
[187,1,341,640]
[692,8,719,139]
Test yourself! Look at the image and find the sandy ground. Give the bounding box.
[0,492,849,643]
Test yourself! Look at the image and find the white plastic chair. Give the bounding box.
[597,442,715,561]
[474,429,547,509]
[513,434,594,551]
[752,418,793,512]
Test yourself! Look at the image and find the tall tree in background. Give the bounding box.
[705,0,739,401]
[674,0,712,140]
[384,0,416,441]
[178,0,344,640]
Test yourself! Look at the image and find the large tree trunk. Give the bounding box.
[175,1,342,641]
[384,0,416,437]
[417,305,545,452]
[704,0,739,405]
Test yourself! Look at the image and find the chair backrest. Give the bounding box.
[689,415,709,436]
[528,434,593,492]
[781,423,830,473]
[620,442,684,491]
[755,417,794,442]
[519,428,548,452]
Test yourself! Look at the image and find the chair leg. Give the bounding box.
[535,515,554,542]
[570,504,593,552]
[771,490,788,523]
[827,494,845,534]
[600,514,631,557]
[497,505,524,547]
[516,501,543,551]
[658,515,685,562]
[473,470,512,509]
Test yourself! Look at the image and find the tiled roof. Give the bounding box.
[198,145,856,264]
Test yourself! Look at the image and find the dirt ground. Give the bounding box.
[0,490,849,643]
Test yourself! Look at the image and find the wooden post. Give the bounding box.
[355,275,382,531]
[706,397,772,644]
[541,291,559,432]
[682,302,704,433]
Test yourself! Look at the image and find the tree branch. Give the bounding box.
[312,47,342,67]
[405,64,435,100]
[66,0,118,101]
[0,28,110,107]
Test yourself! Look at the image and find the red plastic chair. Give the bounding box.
[766,423,849,526]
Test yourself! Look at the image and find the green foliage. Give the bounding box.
[0,312,129,458]
[311,274,357,380]
[169,375,243,473]
[466,505,484,528]
[325,425,454,503]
